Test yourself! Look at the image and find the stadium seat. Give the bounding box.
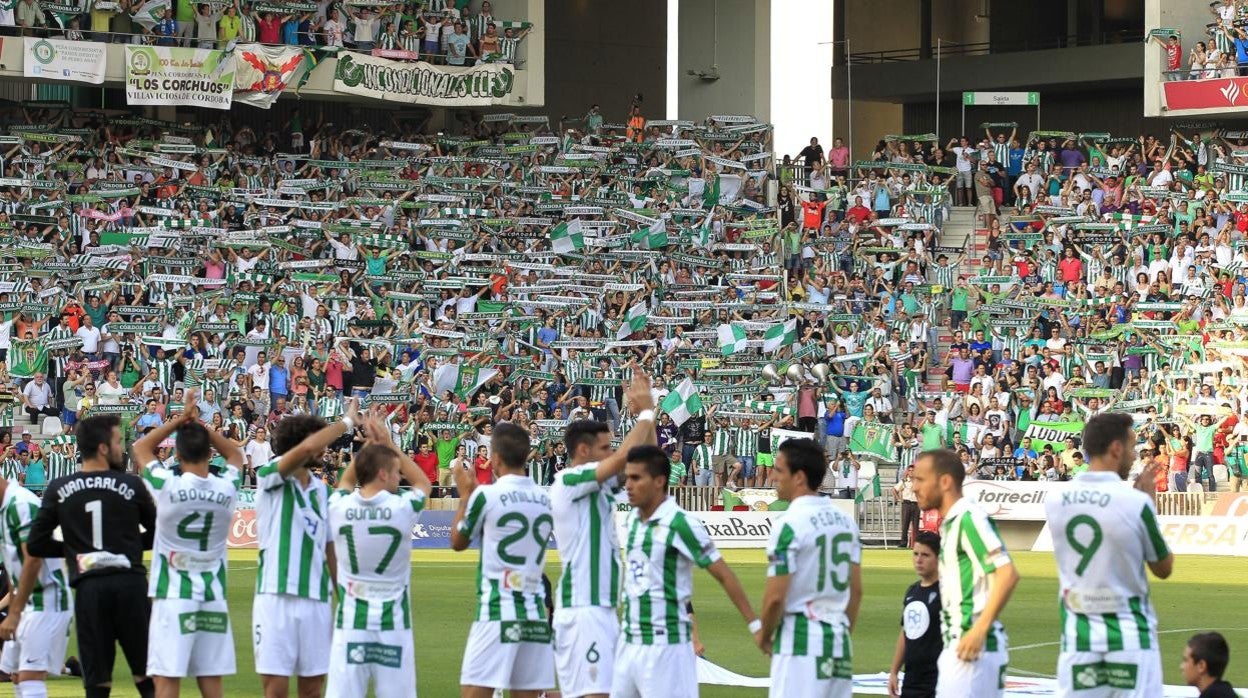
[41,416,63,437]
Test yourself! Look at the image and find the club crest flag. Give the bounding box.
[10,338,47,379]
[233,44,314,109]
[849,421,896,463]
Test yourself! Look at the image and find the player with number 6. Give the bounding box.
[1045,413,1174,697]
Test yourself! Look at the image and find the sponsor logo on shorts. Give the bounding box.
[499,620,553,644]
[346,642,402,668]
[178,611,229,634]
[1072,661,1138,690]
[815,655,851,680]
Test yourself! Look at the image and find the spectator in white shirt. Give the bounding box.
[21,374,57,421]
[75,315,103,358]
[244,428,275,474]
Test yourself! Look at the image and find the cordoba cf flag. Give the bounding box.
[233,43,314,109]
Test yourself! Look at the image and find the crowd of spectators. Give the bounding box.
[2,91,1248,504]
[4,0,530,65]
[785,121,1248,495]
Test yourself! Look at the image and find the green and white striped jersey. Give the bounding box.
[766,495,860,660]
[620,497,721,646]
[1044,471,1169,653]
[255,459,333,602]
[938,496,1012,651]
[328,487,426,631]
[457,474,552,622]
[550,462,622,610]
[0,481,70,612]
[142,462,241,601]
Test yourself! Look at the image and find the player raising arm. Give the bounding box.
[27,414,158,698]
[252,398,361,698]
[1045,413,1173,697]
[757,438,863,698]
[451,422,555,698]
[325,409,432,698]
[551,365,657,698]
[0,473,72,698]
[613,444,761,698]
[913,448,1020,698]
[131,394,245,698]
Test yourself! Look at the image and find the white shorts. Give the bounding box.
[325,627,416,698]
[553,606,618,698]
[0,609,71,674]
[1056,649,1163,698]
[460,619,555,691]
[936,647,1008,698]
[610,642,698,698]
[147,598,236,678]
[769,653,852,698]
[253,594,332,677]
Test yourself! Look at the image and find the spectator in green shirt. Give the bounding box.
[432,427,465,488]
[667,447,687,486]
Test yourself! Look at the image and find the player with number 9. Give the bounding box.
[132,394,245,697]
[1045,413,1174,697]
[451,422,556,697]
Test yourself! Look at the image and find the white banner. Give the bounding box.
[233,43,313,109]
[1034,515,1248,557]
[612,506,854,549]
[25,37,107,84]
[125,45,235,110]
[962,480,1059,521]
[332,52,516,106]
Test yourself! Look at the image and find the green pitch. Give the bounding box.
[38,550,1248,697]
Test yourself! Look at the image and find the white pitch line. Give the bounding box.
[1012,627,1248,652]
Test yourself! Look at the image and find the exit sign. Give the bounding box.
[963,91,1040,106]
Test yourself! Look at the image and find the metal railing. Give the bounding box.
[4,27,525,67]
[848,32,1145,65]
[1155,491,1218,516]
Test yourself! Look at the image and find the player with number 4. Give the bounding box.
[132,391,245,698]
[1045,413,1174,698]
[912,448,1020,698]
[452,422,556,697]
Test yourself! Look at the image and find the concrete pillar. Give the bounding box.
[676,0,770,121]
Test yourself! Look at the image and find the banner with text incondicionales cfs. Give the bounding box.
[332,52,515,107]
[125,45,235,110]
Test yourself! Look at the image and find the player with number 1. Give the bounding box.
[452,422,556,697]
[1045,413,1173,697]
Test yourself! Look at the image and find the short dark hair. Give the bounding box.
[564,419,609,455]
[777,438,826,491]
[626,444,670,480]
[271,414,328,457]
[1188,632,1230,679]
[77,415,119,461]
[492,422,531,469]
[914,530,941,555]
[1081,412,1133,459]
[920,448,964,490]
[175,421,212,463]
[353,443,399,486]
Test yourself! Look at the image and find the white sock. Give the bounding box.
[21,680,48,698]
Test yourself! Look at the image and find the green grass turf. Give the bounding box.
[36,549,1248,697]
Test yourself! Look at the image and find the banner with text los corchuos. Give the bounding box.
[125,45,235,110]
